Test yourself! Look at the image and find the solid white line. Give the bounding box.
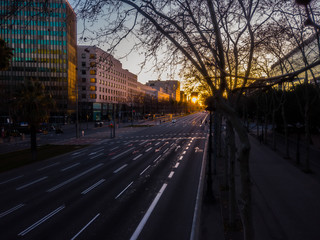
[81,179,106,195]
[90,153,104,159]
[190,134,208,240]
[110,146,119,151]
[88,149,104,156]
[186,147,189,150]
[113,164,128,174]
[115,181,134,199]
[139,140,148,146]
[182,151,186,155]
[0,175,24,185]
[168,171,174,179]
[0,203,25,218]
[154,155,161,162]
[70,213,100,240]
[16,176,48,190]
[47,163,103,192]
[71,149,88,156]
[140,165,151,176]
[174,162,180,168]
[163,148,169,154]
[133,154,143,161]
[37,162,60,171]
[60,163,80,172]
[179,156,183,161]
[111,147,134,160]
[130,184,167,240]
[155,142,160,146]
[145,147,152,152]
[18,205,65,236]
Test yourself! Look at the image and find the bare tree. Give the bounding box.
[74,1,320,239]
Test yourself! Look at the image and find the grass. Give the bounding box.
[0,144,87,173]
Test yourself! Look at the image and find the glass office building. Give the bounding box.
[0,0,77,123]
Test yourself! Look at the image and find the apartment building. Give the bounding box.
[0,0,77,121]
[77,45,138,121]
[146,80,181,102]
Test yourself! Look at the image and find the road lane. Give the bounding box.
[0,112,208,239]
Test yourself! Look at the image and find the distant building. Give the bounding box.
[77,45,138,121]
[180,91,187,102]
[146,80,181,102]
[0,0,77,122]
[271,34,320,90]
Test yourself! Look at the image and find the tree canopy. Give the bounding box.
[0,38,13,71]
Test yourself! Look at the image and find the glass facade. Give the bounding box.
[271,35,320,90]
[0,0,77,118]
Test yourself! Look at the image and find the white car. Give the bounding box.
[172,119,176,123]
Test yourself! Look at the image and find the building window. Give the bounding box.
[82,70,86,75]
[90,70,96,75]
[90,86,96,91]
[82,86,86,91]
[81,53,86,58]
[90,94,96,99]
[81,62,86,67]
[82,78,86,83]
[89,54,96,59]
[90,62,96,67]
[82,94,86,99]
[90,78,96,83]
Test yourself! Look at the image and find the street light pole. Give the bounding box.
[75,81,79,138]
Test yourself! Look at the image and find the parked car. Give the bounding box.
[172,119,176,123]
[95,122,103,127]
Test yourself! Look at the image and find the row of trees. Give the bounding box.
[238,84,320,170]
[72,0,319,239]
[2,0,320,239]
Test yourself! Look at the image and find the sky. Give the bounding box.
[72,1,181,85]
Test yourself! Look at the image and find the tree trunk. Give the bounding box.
[30,125,37,161]
[218,100,253,240]
[224,122,229,190]
[227,120,236,229]
[264,113,268,145]
[206,111,214,201]
[272,109,277,151]
[304,105,311,172]
[281,103,290,158]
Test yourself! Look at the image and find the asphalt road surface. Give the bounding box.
[0,112,208,240]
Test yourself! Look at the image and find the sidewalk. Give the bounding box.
[238,135,320,240]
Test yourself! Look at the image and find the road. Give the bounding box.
[0,112,208,240]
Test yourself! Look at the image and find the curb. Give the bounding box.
[190,133,209,240]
